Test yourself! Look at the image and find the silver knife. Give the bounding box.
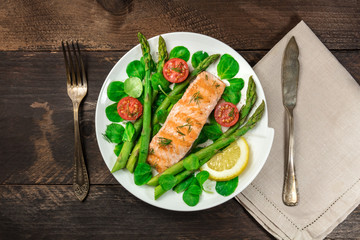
[282,36,299,206]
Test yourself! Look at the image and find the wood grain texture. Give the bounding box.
[0,185,359,239]
[1,51,358,185]
[0,51,117,185]
[1,0,359,239]
[0,185,273,240]
[0,0,359,51]
[0,50,357,185]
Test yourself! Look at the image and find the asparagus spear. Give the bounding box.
[126,36,168,173]
[111,119,142,172]
[126,140,141,172]
[154,101,265,199]
[112,40,220,174]
[147,77,258,186]
[154,155,213,199]
[137,32,153,165]
[152,54,220,125]
[156,36,168,73]
[129,45,218,173]
[217,76,257,141]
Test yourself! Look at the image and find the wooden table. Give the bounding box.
[1,0,359,239]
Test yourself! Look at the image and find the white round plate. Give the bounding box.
[95,32,274,211]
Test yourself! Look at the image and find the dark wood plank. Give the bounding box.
[0,50,359,185]
[0,185,358,239]
[0,1,359,239]
[0,51,118,185]
[0,185,274,240]
[0,0,359,51]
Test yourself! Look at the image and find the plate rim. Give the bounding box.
[95,31,274,211]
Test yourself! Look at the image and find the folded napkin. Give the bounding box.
[235,21,360,240]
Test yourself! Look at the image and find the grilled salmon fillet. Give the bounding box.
[147,71,225,173]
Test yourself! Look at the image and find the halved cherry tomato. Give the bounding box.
[214,102,239,127]
[117,96,143,120]
[163,58,189,83]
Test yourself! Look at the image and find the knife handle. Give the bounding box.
[283,108,298,206]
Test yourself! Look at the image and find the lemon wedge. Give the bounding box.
[200,137,249,181]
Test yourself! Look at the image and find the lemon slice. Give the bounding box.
[200,137,249,181]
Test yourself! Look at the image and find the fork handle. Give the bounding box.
[282,108,298,206]
[72,102,89,201]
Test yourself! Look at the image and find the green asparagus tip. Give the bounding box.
[196,54,220,71]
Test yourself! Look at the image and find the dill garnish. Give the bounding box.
[158,137,172,147]
[149,148,155,155]
[170,67,181,73]
[176,129,185,136]
[189,91,203,105]
[212,80,221,88]
[176,118,193,136]
[170,62,184,73]
[229,108,234,117]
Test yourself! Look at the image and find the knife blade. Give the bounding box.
[282,37,299,108]
[282,36,299,206]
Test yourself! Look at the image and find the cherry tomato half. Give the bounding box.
[163,58,189,83]
[214,102,239,127]
[117,96,143,120]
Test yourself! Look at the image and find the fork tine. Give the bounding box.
[66,41,77,86]
[76,41,87,88]
[62,41,71,87]
[71,41,82,86]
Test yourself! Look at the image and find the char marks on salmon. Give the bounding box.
[147,71,226,173]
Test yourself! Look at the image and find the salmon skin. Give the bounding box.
[147,71,226,173]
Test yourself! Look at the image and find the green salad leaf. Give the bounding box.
[183,180,202,206]
[134,162,152,186]
[169,46,190,62]
[173,175,195,193]
[193,131,208,146]
[183,189,200,206]
[151,73,170,92]
[124,77,143,98]
[181,171,211,206]
[107,81,127,102]
[217,54,239,79]
[105,102,123,122]
[103,123,125,144]
[114,142,124,156]
[126,60,145,79]
[156,109,169,124]
[196,171,210,188]
[215,177,239,196]
[122,122,135,142]
[159,174,177,191]
[191,51,209,68]
[202,123,222,141]
[228,78,245,92]
[222,78,245,104]
[195,114,223,145]
[183,154,200,171]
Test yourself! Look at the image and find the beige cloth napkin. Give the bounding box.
[235,21,360,240]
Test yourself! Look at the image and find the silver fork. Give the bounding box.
[62,41,89,201]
